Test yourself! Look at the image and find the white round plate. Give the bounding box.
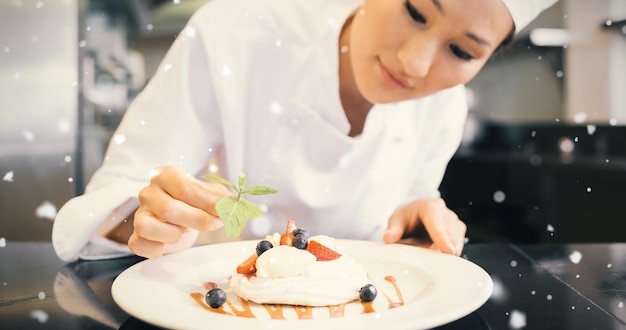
[112,240,492,330]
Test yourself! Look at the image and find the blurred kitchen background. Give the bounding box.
[1,0,625,243]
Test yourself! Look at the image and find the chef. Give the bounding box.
[52,0,558,262]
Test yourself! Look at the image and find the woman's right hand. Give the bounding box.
[128,166,230,258]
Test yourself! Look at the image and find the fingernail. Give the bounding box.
[210,220,224,230]
[448,243,457,256]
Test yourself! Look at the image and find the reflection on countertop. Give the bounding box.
[440,121,626,244]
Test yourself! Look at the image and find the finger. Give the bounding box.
[421,202,456,255]
[448,216,467,256]
[163,228,200,255]
[383,212,406,243]
[133,209,185,244]
[139,185,224,231]
[128,232,165,258]
[152,166,230,217]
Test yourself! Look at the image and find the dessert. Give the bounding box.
[228,218,375,307]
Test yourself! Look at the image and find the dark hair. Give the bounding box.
[491,24,516,59]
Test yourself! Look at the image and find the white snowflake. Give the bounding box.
[569,250,582,264]
[509,309,527,329]
[3,171,14,182]
[35,201,57,220]
[30,310,48,323]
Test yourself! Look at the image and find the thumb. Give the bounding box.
[383,213,404,243]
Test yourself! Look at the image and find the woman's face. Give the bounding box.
[348,0,513,104]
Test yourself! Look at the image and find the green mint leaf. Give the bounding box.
[203,174,238,192]
[242,185,279,196]
[215,195,263,237]
[205,172,278,237]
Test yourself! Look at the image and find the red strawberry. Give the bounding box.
[280,232,294,246]
[236,253,258,275]
[305,240,342,261]
[285,218,297,234]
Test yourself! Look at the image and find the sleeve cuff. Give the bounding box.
[52,179,146,262]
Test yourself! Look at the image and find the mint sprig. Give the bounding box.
[202,172,278,237]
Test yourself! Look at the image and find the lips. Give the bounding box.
[377,58,412,89]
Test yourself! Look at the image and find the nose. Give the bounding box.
[397,35,438,78]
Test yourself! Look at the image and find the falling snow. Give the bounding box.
[587,125,596,135]
[35,201,57,220]
[493,190,506,203]
[30,310,48,323]
[149,168,161,179]
[509,309,527,329]
[222,65,232,76]
[3,171,14,182]
[510,260,518,267]
[269,101,283,114]
[38,292,46,300]
[0,238,6,247]
[573,112,587,123]
[569,250,582,264]
[113,133,126,145]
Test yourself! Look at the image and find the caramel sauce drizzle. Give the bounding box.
[327,303,346,318]
[384,275,405,308]
[264,304,287,319]
[361,301,375,314]
[190,292,231,315]
[191,274,404,319]
[375,275,405,309]
[227,298,255,318]
[294,305,313,319]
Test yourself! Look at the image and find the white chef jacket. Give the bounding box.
[52,0,468,262]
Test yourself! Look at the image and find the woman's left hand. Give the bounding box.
[383,197,466,256]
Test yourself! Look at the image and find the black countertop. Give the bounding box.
[1,242,625,329]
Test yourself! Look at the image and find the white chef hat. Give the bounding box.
[500,0,559,33]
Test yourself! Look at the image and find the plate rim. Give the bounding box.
[112,240,493,330]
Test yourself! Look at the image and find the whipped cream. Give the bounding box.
[229,235,370,306]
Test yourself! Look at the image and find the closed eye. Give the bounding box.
[450,45,473,61]
[404,0,426,24]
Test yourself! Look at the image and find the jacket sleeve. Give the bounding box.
[52,10,224,262]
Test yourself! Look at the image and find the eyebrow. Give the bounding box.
[431,0,444,14]
[466,33,492,47]
[431,0,493,48]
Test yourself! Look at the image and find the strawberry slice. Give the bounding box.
[236,253,258,275]
[285,218,297,234]
[305,240,342,261]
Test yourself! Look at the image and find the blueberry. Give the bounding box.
[359,284,377,302]
[291,228,310,240]
[293,234,308,249]
[205,288,227,308]
[256,240,273,256]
